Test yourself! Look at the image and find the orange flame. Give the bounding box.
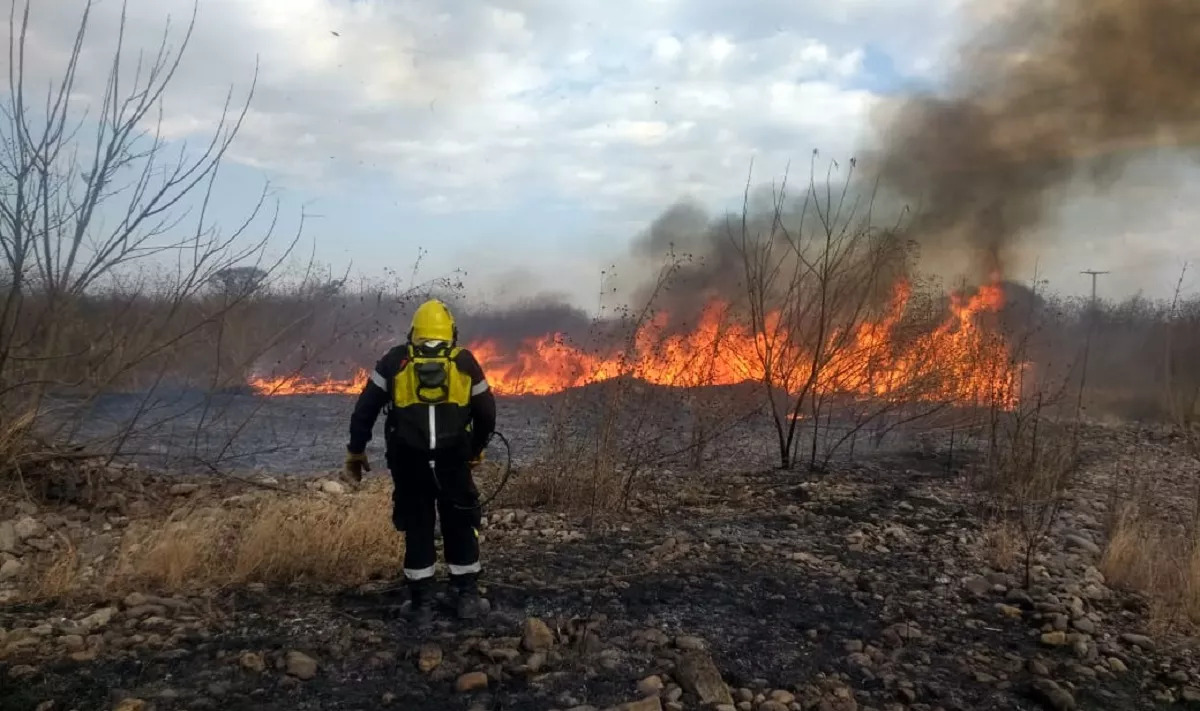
[248,368,369,396]
[470,279,1020,408]
[249,280,1022,409]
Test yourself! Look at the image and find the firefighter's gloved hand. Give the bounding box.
[468,451,484,469]
[342,452,370,486]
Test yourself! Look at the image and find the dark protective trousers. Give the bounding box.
[390,456,482,582]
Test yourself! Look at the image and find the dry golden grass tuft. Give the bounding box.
[106,478,404,594]
[1101,509,1200,630]
[981,520,1020,572]
[498,461,626,514]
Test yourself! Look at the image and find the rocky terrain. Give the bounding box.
[2,422,1199,711]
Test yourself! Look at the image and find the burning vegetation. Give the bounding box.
[251,277,1021,413]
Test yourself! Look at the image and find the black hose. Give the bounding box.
[477,430,513,508]
[448,430,513,512]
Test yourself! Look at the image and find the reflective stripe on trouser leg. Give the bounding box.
[404,565,436,581]
[395,463,438,579]
[448,561,481,575]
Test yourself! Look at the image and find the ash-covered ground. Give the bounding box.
[3,416,1200,711]
[57,383,943,477]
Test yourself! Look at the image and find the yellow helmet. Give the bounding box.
[409,298,457,345]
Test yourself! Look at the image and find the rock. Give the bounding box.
[0,558,23,581]
[1182,688,1200,703]
[112,700,146,711]
[1064,535,1100,555]
[1006,589,1035,607]
[1040,631,1068,647]
[1029,660,1051,676]
[675,635,706,651]
[1030,679,1076,711]
[1072,618,1096,635]
[60,634,86,652]
[675,651,734,706]
[382,692,397,705]
[617,698,663,711]
[1106,657,1128,673]
[320,480,347,495]
[418,643,443,673]
[78,607,118,631]
[0,522,16,552]
[637,675,665,696]
[122,592,149,608]
[963,575,991,596]
[456,671,489,693]
[995,603,1022,618]
[239,651,266,673]
[169,483,200,496]
[526,651,547,672]
[522,617,554,651]
[7,664,37,680]
[769,690,796,705]
[285,650,318,680]
[1119,633,1154,651]
[14,516,43,540]
[759,703,789,711]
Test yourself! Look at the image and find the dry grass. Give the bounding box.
[109,479,404,593]
[1101,509,1200,630]
[10,479,404,600]
[29,539,81,600]
[499,460,627,514]
[981,520,1020,572]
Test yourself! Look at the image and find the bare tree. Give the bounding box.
[0,0,299,484]
[1163,264,1200,539]
[730,156,924,469]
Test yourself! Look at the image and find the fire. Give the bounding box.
[248,279,1022,409]
[248,368,368,396]
[472,279,1021,408]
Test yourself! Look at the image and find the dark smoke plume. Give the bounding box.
[462,0,1200,351]
[457,299,594,351]
[868,0,1200,280]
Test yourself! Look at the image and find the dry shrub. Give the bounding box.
[500,460,626,515]
[29,540,81,600]
[1101,509,1200,629]
[112,479,403,593]
[981,520,1020,571]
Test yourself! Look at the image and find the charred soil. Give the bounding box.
[1,427,1196,711]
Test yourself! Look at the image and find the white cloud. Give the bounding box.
[23,0,1194,304]
[12,0,957,214]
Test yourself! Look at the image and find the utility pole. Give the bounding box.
[1075,269,1110,424]
[1080,269,1110,306]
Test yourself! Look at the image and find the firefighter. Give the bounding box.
[342,298,496,625]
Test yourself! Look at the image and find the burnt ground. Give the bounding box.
[3,437,1196,711]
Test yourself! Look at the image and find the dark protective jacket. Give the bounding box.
[347,344,496,466]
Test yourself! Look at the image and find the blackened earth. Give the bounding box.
[3,440,1193,711]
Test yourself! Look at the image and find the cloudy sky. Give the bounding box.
[17,0,1200,308]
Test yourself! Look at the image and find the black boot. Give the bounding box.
[450,573,487,620]
[404,578,435,628]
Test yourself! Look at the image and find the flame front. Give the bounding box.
[248,280,1021,409]
[472,279,1020,408]
[248,368,369,396]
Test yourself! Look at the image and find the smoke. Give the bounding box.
[866,0,1200,280]
[453,0,1200,354]
[457,298,594,351]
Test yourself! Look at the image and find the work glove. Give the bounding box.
[342,451,370,486]
[468,450,485,469]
